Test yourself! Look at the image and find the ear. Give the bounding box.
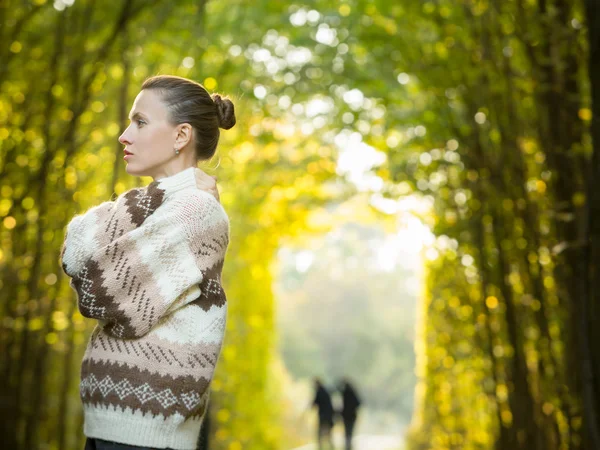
[174,123,193,149]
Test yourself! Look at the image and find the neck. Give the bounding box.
[151,154,197,181]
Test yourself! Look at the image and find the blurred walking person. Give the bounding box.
[312,378,334,449]
[339,379,361,450]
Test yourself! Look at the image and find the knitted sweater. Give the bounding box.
[61,167,229,450]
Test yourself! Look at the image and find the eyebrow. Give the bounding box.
[128,111,148,121]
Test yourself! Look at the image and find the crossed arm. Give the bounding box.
[61,170,227,339]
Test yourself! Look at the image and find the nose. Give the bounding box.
[119,126,132,146]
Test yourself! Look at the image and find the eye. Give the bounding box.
[136,119,146,126]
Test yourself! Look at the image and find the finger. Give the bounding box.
[198,175,216,186]
[196,176,216,187]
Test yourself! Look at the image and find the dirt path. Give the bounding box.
[290,434,403,450]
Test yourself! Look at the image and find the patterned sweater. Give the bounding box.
[61,167,229,450]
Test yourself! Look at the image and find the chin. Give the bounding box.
[125,164,145,177]
[125,163,159,179]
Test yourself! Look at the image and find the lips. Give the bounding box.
[124,149,133,156]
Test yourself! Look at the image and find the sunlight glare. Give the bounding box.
[335,132,386,192]
[295,251,314,273]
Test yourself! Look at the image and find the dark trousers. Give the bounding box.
[84,438,173,450]
[343,416,357,450]
[317,419,333,450]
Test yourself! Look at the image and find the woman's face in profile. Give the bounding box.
[118,89,178,179]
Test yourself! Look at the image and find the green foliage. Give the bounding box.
[1,0,596,449]
[0,1,339,449]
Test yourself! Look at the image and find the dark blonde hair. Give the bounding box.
[141,75,236,160]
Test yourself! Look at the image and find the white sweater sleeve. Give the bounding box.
[69,191,229,339]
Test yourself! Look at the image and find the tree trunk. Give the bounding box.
[583,0,600,447]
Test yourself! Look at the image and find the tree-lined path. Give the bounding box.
[1,1,599,449]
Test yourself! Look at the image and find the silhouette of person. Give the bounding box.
[339,379,361,450]
[312,378,335,449]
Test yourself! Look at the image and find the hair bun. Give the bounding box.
[212,94,236,130]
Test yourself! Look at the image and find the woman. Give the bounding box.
[61,75,235,450]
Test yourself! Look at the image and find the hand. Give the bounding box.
[194,168,220,202]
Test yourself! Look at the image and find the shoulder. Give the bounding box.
[166,189,229,233]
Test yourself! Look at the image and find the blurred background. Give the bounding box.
[1,0,600,449]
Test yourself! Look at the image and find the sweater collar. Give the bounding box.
[155,167,197,198]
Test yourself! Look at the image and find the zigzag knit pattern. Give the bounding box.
[61,167,229,450]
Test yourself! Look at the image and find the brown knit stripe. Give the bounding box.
[91,184,166,251]
[84,329,222,380]
[191,280,226,312]
[192,262,227,312]
[80,359,210,419]
[124,183,165,227]
[74,259,137,338]
[99,235,163,338]
[74,233,166,338]
[191,234,229,273]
